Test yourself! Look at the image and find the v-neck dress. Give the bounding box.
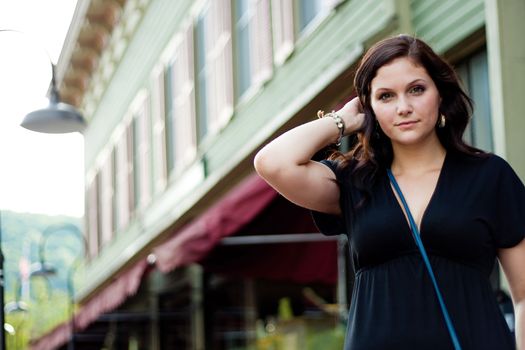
[312,151,525,350]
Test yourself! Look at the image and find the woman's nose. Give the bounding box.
[396,96,413,116]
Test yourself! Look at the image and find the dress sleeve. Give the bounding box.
[491,157,525,248]
[310,159,347,236]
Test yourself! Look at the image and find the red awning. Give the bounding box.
[74,258,149,330]
[30,173,277,349]
[153,173,278,273]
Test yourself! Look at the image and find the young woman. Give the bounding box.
[254,35,525,349]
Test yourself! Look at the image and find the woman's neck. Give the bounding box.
[390,138,446,176]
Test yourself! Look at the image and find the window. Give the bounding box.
[297,0,342,35]
[132,116,140,209]
[272,0,343,65]
[456,49,493,152]
[271,0,294,65]
[172,22,198,170]
[196,7,209,143]
[126,121,135,216]
[86,174,100,258]
[115,128,131,230]
[297,0,323,33]
[195,0,234,137]
[100,151,115,245]
[151,65,168,193]
[111,149,118,233]
[165,62,176,174]
[134,94,153,211]
[235,0,252,98]
[234,0,273,100]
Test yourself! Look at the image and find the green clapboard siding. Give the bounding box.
[79,0,195,297]
[411,0,485,53]
[85,0,194,167]
[204,0,395,173]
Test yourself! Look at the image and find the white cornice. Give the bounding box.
[56,0,93,86]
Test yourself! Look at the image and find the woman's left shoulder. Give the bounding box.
[452,151,513,174]
[471,153,524,188]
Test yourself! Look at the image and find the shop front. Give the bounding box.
[31,173,350,350]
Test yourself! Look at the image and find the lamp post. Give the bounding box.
[0,28,87,350]
[30,223,87,350]
[0,213,6,350]
[4,275,29,350]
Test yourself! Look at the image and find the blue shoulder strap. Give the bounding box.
[387,169,462,350]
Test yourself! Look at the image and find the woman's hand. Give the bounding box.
[336,97,366,136]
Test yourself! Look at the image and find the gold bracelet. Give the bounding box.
[318,110,345,146]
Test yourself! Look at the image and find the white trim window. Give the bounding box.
[172,21,198,172]
[296,0,342,37]
[86,173,100,258]
[197,0,234,137]
[165,61,176,174]
[271,0,344,66]
[196,5,210,144]
[133,93,153,211]
[271,0,294,65]
[125,119,135,217]
[115,126,131,230]
[234,0,273,101]
[150,65,168,193]
[99,151,115,246]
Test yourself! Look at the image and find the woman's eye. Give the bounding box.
[410,86,425,94]
[378,93,392,101]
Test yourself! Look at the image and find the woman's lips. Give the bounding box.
[395,120,419,129]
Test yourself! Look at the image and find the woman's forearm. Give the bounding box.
[255,116,341,171]
[254,100,364,176]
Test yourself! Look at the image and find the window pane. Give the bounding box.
[236,24,251,97]
[236,0,250,20]
[112,149,118,232]
[196,12,208,142]
[298,0,322,33]
[235,0,252,99]
[456,49,493,152]
[165,64,176,172]
[468,50,493,152]
[132,116,140,209]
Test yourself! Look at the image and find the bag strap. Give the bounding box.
[387,169,462,350]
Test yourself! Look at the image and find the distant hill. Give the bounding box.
[1,210,83,301]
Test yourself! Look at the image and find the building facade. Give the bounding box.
[31,0,525,349]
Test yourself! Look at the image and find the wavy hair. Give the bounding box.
[331,34,484,192]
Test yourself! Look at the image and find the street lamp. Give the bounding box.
[30,223,87,350]
[4,276,29,350]
[20,63,86,134]
[0,29,87,134]
[0,28,87,350]
[4,277,28,314]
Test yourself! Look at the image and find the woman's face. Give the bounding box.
[370,57,441,148]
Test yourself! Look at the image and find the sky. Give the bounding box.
[0,0,83,217]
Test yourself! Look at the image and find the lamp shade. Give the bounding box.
[21,100,86,134]
[20,63,86,134]
[29,261,57,277]
[4,301,29,314]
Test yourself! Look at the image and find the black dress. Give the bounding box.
[312,151,525,350]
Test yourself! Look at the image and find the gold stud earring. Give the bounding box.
[438,114,446,128]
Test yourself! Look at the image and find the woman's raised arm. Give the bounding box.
[254,98,364,215]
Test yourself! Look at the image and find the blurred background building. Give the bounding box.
[30,0,525,349]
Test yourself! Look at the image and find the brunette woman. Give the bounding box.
[254,35,525,349]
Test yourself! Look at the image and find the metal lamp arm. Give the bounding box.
[0,28,87,134]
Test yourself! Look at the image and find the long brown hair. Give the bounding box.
[332,34,484,191]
